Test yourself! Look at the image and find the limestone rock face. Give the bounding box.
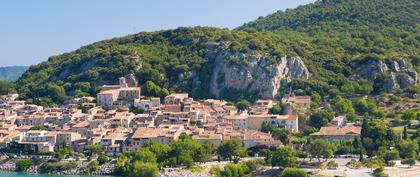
[384,73,399,91]
[352,59,418,91]
[208,50,310,99]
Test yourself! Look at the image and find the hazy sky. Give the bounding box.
[0,0,314,67]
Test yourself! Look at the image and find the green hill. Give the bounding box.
[238,0,419,95]
[16,27,309,103]
[238,0,419,33]
[15,0,419,107]
[238,0,420,72]
[0,66,29,81]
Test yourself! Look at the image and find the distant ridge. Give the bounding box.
[0,66,29,81]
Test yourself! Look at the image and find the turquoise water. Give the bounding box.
[0,172,106,177]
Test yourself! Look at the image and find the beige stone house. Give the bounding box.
[97,76,141,107]
[56,131,82,147]
[127,127,181,151]
[164,93,190,105]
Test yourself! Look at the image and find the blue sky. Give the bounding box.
[0,0,314,67]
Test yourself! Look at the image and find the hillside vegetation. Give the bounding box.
[13,0,419,109]
[239,0,419,33]
[16,28,309,104]
[239,0,420,81]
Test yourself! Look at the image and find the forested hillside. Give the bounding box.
[238,0,420,84]
[14,0,419,111]
[239,0,419,33]
[16,28,311,105]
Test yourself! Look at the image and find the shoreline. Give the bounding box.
[0,170,116,177]
[0,160,116,177]
[0,171,113,177]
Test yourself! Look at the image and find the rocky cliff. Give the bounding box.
[208,49,310,99]
[352,59,418,91]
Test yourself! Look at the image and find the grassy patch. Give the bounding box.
[188,166,204,173]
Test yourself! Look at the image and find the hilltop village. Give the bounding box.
[0,75,374,176]
[1,0,420,176]
[0,75,315,154]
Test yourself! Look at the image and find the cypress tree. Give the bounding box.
[403,126,408,140]
[361,118,369,140]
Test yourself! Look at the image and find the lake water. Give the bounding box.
[0,172,106,177]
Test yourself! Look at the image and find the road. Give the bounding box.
[384,165,420,177]
[313,159,420,177]
[316,167,372,177]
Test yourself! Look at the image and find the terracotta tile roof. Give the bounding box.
[311,125,361,136]
[192,132,222,140]
[104,133,127,140]
[224,115,247,120]
[166,93,188,99]
[287,114,298,120]
[163,104,181,108]
[223,106,237,111]
[212,106,224,112]
[0,124,16,129]
[98,89,119,95]
[16,125,33,131]
[0,130,21,141]
[72,121,90,128]
[282,96,311,104]
[45,131,59,136]
[132,128,169,139]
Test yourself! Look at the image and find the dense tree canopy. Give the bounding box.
[235,100,251,111]
[269,146,298,168]
[308,109,334,129]
[0,80,15,95]
[309,139,335,161]
[360,119,398,157]
[217,138,247,162]
[15,159,32,172]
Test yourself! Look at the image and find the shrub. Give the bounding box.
[235,100,251,111]
[244,159,264,171]
[189,166,204,173]
[62,162,78,170]
[222,163,250,177]
[209,166,222,176]
[97,155,110,165]
[88,160,99,172]
[15,159,32,172]
[326,161,338,169]
[373,167,388,177]
[346,159,363,169]
[125,161,159,177]
[278,168,307,177]
[39,162,78,173]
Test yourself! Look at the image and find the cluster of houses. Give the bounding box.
[0,77,361,155]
